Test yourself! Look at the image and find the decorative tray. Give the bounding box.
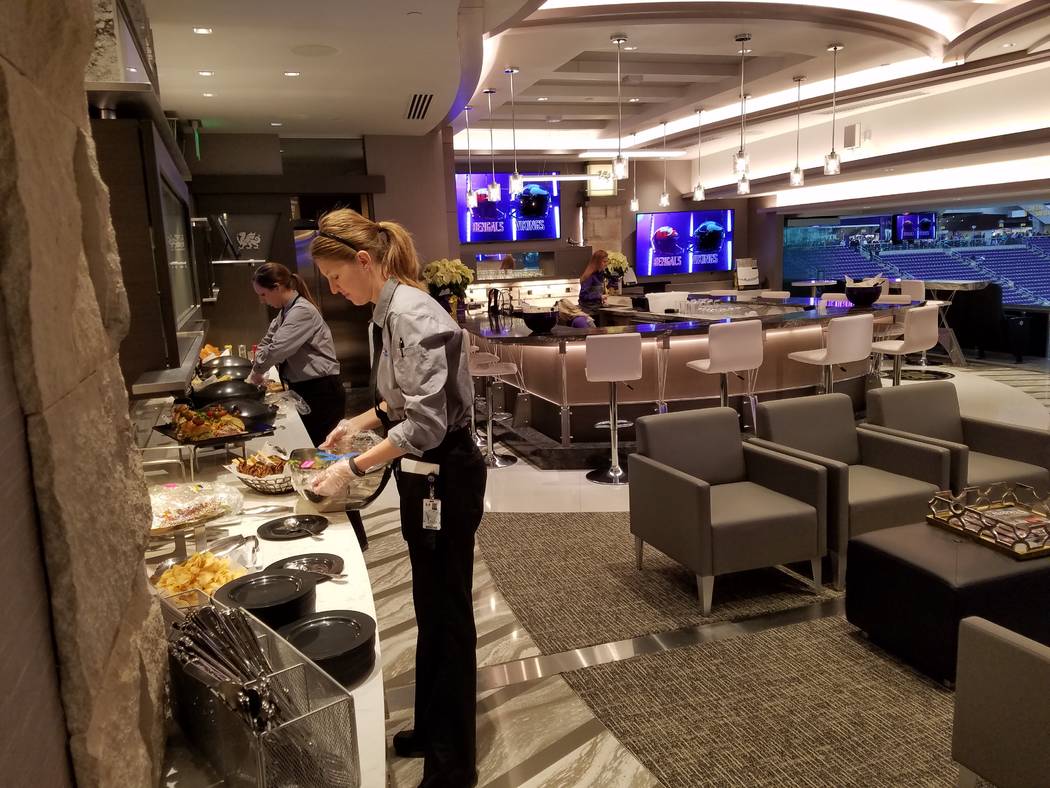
[927,482,1050,560]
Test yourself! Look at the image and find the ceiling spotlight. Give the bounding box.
[504,67,524,197]
[197,70,215,77]
[483,88,501,202]
[738,48,753,54]
[202,92,214,97]
[283,71,302,77]
[126,67,138,73]
[628,97,640,103]
[825,44,844,176]
[623,45,638,51]
[612,34,629,181]
[1002,42,1016,49]
[270,121,283,127]
[536,96,549,101]
[192,27,213,35]
[546,117,562,123]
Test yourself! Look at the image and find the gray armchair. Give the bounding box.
[752,393,949,588]
[953,617,1050,788]
[864,380,1050,495]
[629,407,826,614]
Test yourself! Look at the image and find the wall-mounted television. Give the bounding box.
[635,209,734,276]
[455,173,561,244]
[893,212,936,242]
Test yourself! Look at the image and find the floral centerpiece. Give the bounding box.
[423,258,474,318]
[603,251,629,281]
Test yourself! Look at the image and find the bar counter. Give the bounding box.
[464,296,917,445]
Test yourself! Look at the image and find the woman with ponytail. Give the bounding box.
[249,261,343,444]
[307,209,485,788]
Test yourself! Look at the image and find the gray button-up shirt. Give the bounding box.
[252,295,339,383]
[372,278,473,456]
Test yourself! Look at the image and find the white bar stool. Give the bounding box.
[788,313,874,394]
[465,331,498,448]
[872,304,940,385]
[585,333,642,485]
[819,291,848,302]
[897,279,926,302]
[468,342,520,468]
[686,320,764,428]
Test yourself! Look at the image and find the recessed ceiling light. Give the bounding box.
[738,48,753,54]
[283,71,302,77]
[198,70,215,77]
[536,96,549,101]
[623,45,638,51]
[1002,42,1016,49]
[192,27,213,35]
[628,97,640,103]
[270,122,283,127]
[126,67,138,73]
[546,118,562,124]
[202,92,214,97]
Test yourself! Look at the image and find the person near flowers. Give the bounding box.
[578,248,609,316]
[306,209,486,788]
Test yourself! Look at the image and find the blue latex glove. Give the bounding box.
[309,453,361,497]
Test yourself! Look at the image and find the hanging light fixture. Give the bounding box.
[790,76,806,187]
[732,33,752,177]
[612,34,629,180]
[464,104,478,208]
[658,121,670,207]
[824,44,844,176]
[628,133,640,211]
[505,67,524,196]
[483,88,501,202]
[692,108,705,201]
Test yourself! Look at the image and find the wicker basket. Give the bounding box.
[237,474,294,495]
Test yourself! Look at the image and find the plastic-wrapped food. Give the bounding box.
[150,482,244,532]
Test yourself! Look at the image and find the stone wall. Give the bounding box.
[584,203,624,254]
[0,2,165,786]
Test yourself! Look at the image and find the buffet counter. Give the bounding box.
[142,397,386,787]
[465,296,916,445]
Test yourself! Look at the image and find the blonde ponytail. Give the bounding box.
[309,209,425,290]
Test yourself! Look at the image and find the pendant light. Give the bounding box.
[824,44,844,176]
[483,88,501,202]
[611,34,629,180]
[658,121,670,207]
[464,104,478,208]
[732,33,752,177]
[790,76,805,187]
[629,133,640,212]
[692,108,705,201]
[505,67,524,197]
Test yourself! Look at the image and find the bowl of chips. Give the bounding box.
[150,551,248,607]
[225,446,293,494]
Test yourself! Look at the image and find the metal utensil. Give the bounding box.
[244,504,293,515]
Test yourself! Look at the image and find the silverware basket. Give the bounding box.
[166,599,360,788]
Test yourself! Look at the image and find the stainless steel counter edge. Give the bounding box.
[461,298,919,344]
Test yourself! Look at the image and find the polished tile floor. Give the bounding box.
[368,362,1047,787]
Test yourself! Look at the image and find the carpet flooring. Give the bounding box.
[563,616,957,787]
[478,512,838,654]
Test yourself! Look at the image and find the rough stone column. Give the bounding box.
[0,2,166,786]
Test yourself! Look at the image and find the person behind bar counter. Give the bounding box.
[248,262,343,445]
[578,248,609,316]
[306,209,486,788]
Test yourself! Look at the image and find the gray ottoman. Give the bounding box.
[845,523,1050,682]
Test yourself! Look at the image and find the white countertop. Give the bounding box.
[152,398,387,788]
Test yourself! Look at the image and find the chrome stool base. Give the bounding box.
[484,452,518,469]
[586,464,628,485]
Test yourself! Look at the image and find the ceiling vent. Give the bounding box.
[405,93,434,121]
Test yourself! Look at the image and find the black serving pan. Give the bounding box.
[214,568,318,630]
[222,398,279,423]
[200,355,253,374]
[191,379,266,406]
[279,610,377,687]
[153,413,275,448]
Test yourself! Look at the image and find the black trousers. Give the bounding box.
[288,375,346,446]
[396,428,487,787]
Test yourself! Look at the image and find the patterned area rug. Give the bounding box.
[563,616,957,788]
[477,512,839,654]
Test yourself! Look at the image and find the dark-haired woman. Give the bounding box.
[248,261,343,445]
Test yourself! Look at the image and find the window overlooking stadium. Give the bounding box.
[782,203,1050,306]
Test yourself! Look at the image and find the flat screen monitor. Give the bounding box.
[893,212,936,242]
[635,209,734,276]
[455,173,561,243]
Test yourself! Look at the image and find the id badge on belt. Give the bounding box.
[403,459,441,531]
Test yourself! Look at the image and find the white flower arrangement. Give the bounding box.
[423,258,474,297]
[604,251,630,279]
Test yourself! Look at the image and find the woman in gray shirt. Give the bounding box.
[308,210,486,788]
[248,262,342,445]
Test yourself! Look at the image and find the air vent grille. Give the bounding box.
[406,93,434,121]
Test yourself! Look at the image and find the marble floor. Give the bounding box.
[368,362,1048,787]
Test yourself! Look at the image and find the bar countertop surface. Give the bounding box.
[461,296,918,344]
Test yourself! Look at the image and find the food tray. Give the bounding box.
[154,421,275,448]
[927,482,1050,560]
